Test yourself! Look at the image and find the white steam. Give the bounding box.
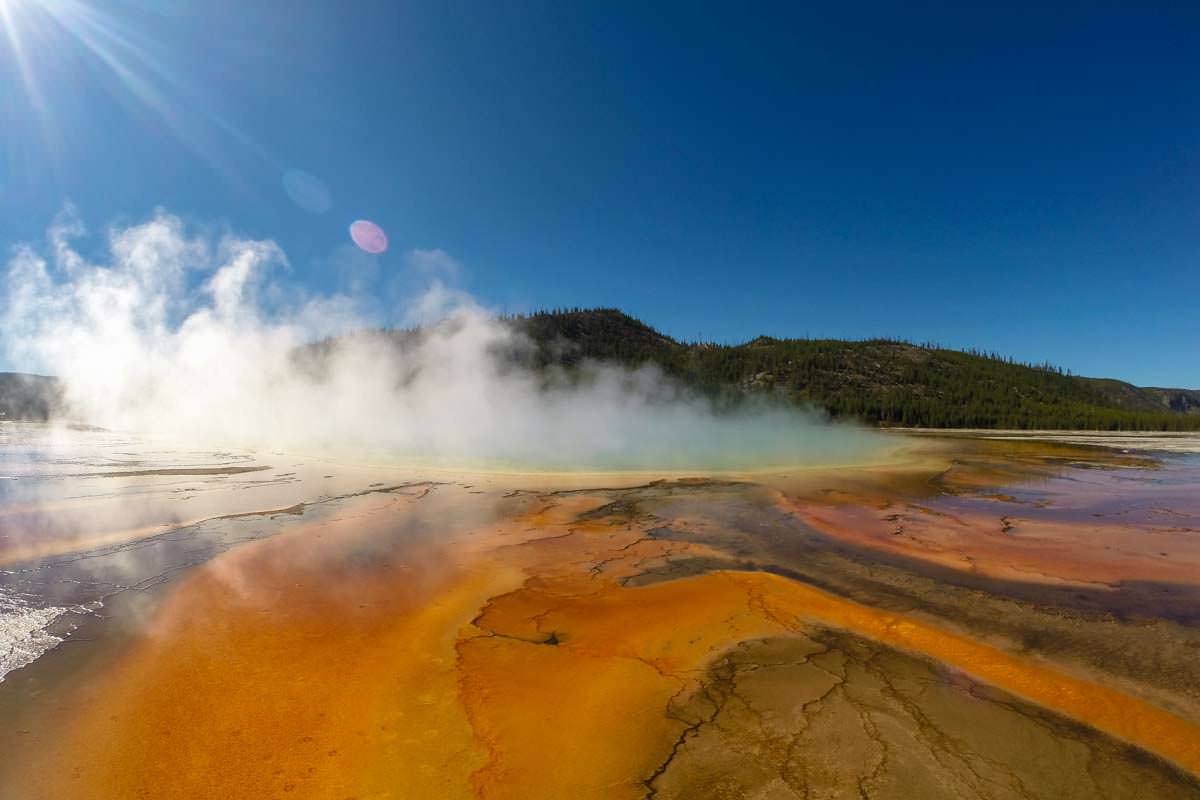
[2,210,886,470]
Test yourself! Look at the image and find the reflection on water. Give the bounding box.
[0,423,454,686]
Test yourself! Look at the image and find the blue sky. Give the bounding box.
[1,1,1197,387]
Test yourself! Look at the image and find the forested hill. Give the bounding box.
[505,309,1200,431]
[0,373,61,422]
[5,310,1199,430]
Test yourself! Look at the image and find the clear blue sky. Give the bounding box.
[2,1,1197,387]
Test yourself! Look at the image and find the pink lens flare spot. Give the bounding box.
[349,220,388,254]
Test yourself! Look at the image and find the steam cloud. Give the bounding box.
[2,209,885,470]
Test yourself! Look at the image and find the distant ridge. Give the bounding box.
[0,372,62,422]
[502,308,1200,431]
[6,309,1198,431]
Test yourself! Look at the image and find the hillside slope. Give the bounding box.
[0,372,61,422]
[508,309,1200,431]
[6,309,1197,431]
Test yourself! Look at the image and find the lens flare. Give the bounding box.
[349,219,388,254]
[282,169,332,214]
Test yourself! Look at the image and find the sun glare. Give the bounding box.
[1,0,264,184]
[1,0,44,112]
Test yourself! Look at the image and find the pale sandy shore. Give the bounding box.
[889,428,1200,454]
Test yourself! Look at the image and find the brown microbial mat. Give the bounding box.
[1,428,1199,799]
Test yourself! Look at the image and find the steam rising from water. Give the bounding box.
[2,210,886,470]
